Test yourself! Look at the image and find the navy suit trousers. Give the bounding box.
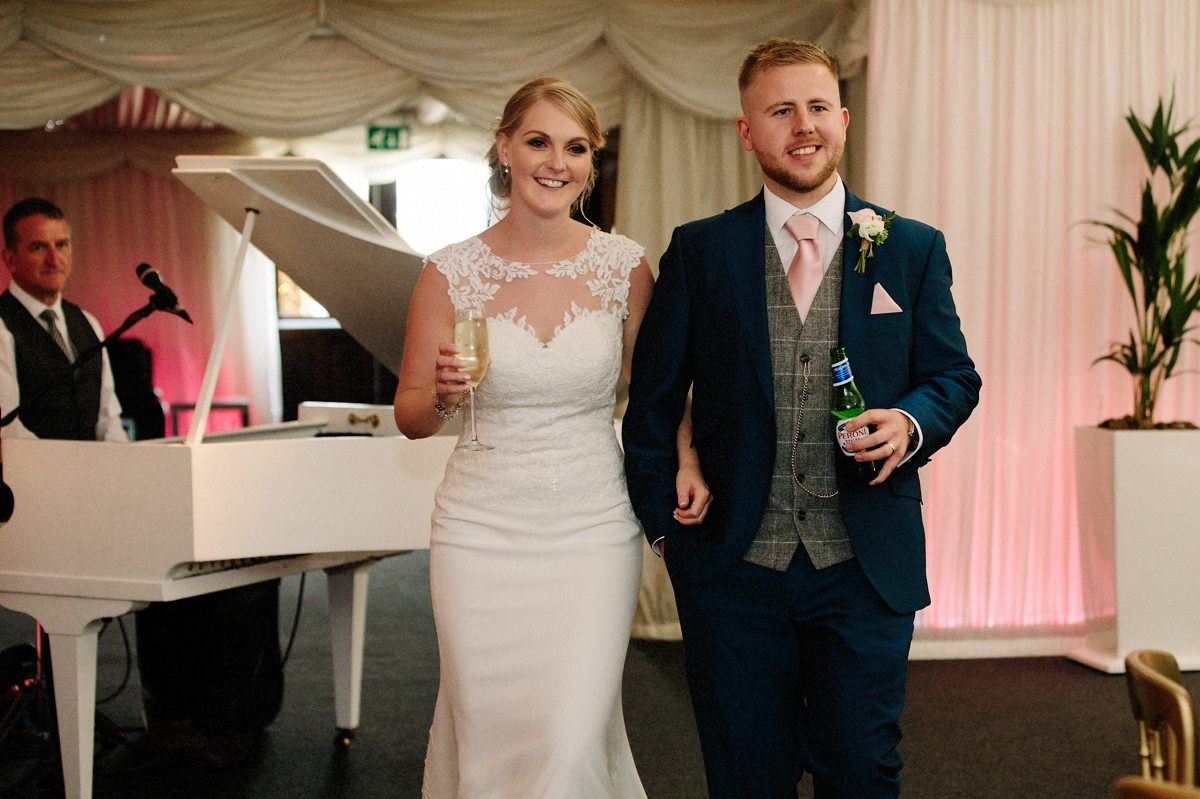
[670,550,915,798]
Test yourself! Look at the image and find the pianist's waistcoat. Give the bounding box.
[742,228,855,573]
[0,291,103,440]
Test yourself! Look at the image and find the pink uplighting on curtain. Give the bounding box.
[868,0,1200,632]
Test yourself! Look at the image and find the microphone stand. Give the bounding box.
[0,294,188,429]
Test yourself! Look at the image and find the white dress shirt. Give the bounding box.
[764,177,847,276]
[0,281,127,442]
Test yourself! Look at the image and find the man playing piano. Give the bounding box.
[0,197,281,769]
[0,197,126,443]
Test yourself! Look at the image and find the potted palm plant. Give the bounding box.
[1092,92,1200,428]
[1073,92,1200,673]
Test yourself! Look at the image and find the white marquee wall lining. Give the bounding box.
[869,0,1200,655]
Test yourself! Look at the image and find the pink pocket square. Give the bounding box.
[871,283,903,314]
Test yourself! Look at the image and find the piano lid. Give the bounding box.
[172,155,424,374]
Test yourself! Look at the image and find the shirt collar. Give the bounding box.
[764,176,846,239]
[9,281,63,319]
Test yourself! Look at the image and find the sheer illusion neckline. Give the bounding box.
[492,307,613,349]
[472,229,597,268]
[434,229,641,348]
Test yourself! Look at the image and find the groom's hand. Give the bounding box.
[842,408,911,485]
[674,462,712,525]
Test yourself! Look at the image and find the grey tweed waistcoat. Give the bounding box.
[742,226,855,572]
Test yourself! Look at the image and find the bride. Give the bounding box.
[394,77,708,798]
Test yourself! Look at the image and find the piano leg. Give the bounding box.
[325,561,372,747]
[0,593,144,799]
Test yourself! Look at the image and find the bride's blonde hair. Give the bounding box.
[486,77,606,215]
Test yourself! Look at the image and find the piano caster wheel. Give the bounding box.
[333,728,356,748]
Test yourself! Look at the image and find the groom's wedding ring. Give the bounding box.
[888,441,896,455]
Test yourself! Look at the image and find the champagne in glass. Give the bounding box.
[454,309,492,451]
[455,315,490,388]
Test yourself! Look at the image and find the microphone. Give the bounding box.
[136,263,193,324]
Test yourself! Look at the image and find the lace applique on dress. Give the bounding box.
[428,231,643,335]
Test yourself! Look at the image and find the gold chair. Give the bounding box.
[1113,776,1200,798]
[1125,649,1196,784]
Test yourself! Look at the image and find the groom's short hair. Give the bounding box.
[738,38,840,90]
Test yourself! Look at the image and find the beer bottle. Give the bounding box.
[830,346,880,483]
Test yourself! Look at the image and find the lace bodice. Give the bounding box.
[428,229,643,434]
[427,230,644,547]
[431,231,642,345]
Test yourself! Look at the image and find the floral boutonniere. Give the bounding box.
[846,208,896,274]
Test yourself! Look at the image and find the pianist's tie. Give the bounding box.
[40,308,73,362]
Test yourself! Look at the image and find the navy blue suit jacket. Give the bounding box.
[623,188,980,614]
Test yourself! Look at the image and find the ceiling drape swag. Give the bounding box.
[602,0,867,119]
[0,40,124,127]
[325,0,605,87]
[22,0,317,89]
[169,39,424,139]
[0,1,870,136]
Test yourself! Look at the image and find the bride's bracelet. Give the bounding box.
[435,393,467,420]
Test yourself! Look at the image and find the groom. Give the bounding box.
[624,38,980,798]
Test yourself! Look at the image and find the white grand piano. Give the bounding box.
[0,157,455,799]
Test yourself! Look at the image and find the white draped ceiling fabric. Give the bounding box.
[2,0,1196,647]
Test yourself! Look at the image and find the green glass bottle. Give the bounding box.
[830,346,880,483]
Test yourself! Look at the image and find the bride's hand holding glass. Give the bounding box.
[434,343,471,418]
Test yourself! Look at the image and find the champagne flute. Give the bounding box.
[454,309,492,451]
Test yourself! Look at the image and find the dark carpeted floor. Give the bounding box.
[0,551,1188,798]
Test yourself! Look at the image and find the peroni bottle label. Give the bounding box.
[835,418,870,456]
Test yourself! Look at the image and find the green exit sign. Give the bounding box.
[367,124,412,150]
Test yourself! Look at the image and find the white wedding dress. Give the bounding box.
[421,230,648,799]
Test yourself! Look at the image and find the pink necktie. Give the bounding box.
[784,213,823,323]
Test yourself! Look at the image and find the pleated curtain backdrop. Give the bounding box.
[866,0,1200,637]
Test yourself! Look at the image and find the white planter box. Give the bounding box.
[1071,426,1200,673]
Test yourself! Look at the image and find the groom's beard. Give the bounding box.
[757,140,843,199]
